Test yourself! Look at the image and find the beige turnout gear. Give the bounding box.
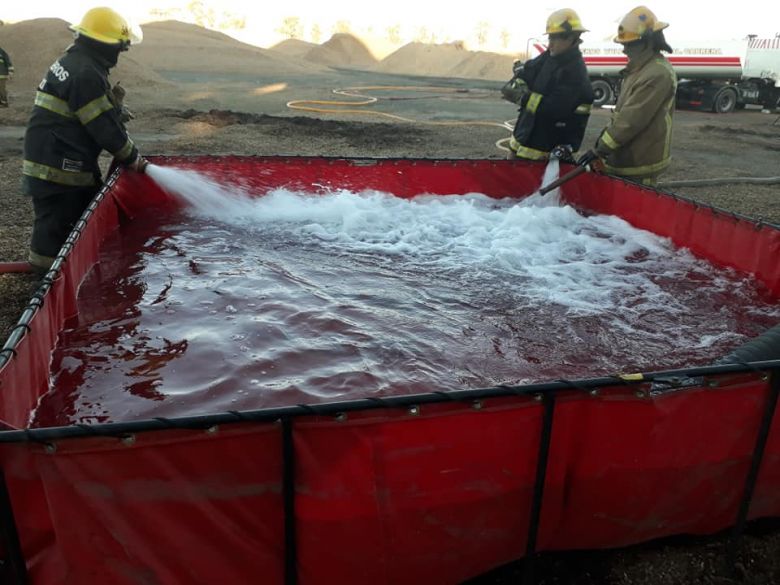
[597,44,677,183]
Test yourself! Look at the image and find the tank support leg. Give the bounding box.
[726,369,780,573]
[523,392,557,585]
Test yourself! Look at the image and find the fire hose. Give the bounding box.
[658,176,780,188]
[0,262,33,274]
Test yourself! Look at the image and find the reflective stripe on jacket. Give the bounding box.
[600,48,677,178]
[511,47,594,159]
[23,42,137,192]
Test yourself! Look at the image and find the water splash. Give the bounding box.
[521,157,563,207]
[146,164,257,221]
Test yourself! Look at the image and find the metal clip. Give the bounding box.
[650,375,705,395]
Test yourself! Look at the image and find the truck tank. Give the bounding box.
[528,38,780,110]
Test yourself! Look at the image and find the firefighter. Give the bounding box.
[0,44,13,107]
[507,8,594,163]
[580,6,677,186]
[23,7,149,273]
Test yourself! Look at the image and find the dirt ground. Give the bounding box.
[0,68,779,584]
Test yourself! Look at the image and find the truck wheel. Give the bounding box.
[591,79,614,107]
[712,87,738,113]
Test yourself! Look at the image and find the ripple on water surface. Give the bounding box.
[30,172,780,426]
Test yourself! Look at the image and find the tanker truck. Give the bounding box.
[529,37,780,113]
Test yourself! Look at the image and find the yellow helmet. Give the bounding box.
[546,8,588,35]
[614,6,669,44]
[69,7,143,47]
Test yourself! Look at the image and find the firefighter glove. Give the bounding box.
[501,77,529,105]
[111,82,126,107]
[594,139,612,159]
[576,149,598,166]
[576,150,605,173]
[128,156,149,174]
[550,144,575,163]
[119,106,135,123]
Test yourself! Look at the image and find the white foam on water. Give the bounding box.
[142,164,777,318]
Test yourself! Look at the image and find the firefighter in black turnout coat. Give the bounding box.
[23,7,149,272]
[0,45,13,107]
[505,9,594,161]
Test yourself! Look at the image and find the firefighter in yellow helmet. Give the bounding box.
[505,9,594,162]
[23,7,149,273]
[579,6,677,186]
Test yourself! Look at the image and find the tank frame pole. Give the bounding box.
[0,469,27,584]
[727,368,780,571]
[522,392,557,585]
[282,417,298,585]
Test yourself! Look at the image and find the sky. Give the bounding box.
[3,1,779,55]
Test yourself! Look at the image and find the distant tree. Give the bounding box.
[413,26,433,43]
[222,15,247,31]
[278,16,304,39]
[311,24,322,44]
[187,1,217,28]
[475,21,490,48]
[386,24,402,45]
[500,28,511,49]
[333,20,352,34]
[149,8,180,19]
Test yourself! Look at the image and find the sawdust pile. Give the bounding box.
[269,38,318,58]
[373,41,521,80]
[303,33,377,68]
[449,51,520,81]
[374,42,471,77]
[0,18,327,96]
[0,18,168,91]
[0,17,525,96]
[133,21,325,75]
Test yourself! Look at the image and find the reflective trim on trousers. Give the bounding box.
[509,136,549,160]
[575,103,592,114]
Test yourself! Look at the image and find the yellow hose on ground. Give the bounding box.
[286,86,516,153]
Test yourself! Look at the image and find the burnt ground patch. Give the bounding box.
[161,108,431,149]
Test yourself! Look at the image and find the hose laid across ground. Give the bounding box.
[0,262,33,274]
[287,85,513,133]
[289,86,519,153]
[659,176,780,188]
